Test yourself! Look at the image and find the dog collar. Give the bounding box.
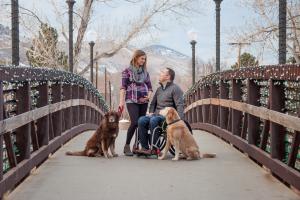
[167,119,181,126]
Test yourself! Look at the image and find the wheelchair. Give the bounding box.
[133,119,193,157]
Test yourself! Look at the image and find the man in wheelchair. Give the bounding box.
[135,67,184,155]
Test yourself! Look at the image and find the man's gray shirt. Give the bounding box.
[149,82,184,119]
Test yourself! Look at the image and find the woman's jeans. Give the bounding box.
[138,115,165,149]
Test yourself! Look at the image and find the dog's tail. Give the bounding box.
[201,153,216,158]
[65,150,85,156]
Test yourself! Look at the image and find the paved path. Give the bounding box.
[7,130,299,200]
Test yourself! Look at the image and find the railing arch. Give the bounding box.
[0,66,108,198]
[184,64,300,191]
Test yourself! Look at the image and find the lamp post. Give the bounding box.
[87,30,97,85]
[214,0,222,72]
[188,30,198,85]
[278,0,286,64]
[89,41,95,84]
[66,0,75,73]
[11,0,19,66]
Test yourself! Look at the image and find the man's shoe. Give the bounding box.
[136,148,152,155]
[123,144,133,156]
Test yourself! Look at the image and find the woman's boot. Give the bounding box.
[123,144,133,156]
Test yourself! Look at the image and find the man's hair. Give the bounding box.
[166,67,175,81]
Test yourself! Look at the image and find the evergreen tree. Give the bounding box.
[26,23,68,70]
[231,52,259,69]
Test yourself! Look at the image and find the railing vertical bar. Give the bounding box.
[52,82,63,137]
[72,85,79,126]
[231,80,242,136]
[269,79,285,160]
[210,84,218,125]
[15,81,31,161]
[219,80,229,129]
[0,82,3,181]
[287,110,300,167]
[37,82,50,145]
[197,88,202,123]
[63,84,72,130]
[247,79,261,145]
[79,86,85,125]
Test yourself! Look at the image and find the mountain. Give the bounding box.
[143,45,189,60]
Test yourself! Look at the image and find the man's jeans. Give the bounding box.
[138,115,165,149]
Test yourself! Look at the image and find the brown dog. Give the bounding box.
[66,111,120,158]
[158,107,216,161]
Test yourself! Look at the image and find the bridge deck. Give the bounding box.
[7,130,299,200]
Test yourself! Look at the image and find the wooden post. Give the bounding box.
[192,92,197,123]
[91,94,96,124]
[86,91,91,124]
[63,84,72,130]
[0,82,3,181]
[210,84,218,125]
[79,86,86,124]
[231,80,243,136]
[202,86,210,123]
[52,82,63,137]
[269,79,285,160]
[36,82,50,145]
[247,79,260,145]
[197,88,203,123]
[15,81,31,161]
[219,80,229,129]
[72,85,79,126]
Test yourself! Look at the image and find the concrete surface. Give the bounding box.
[7,130,299,200]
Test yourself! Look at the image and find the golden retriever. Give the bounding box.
[158,107,216,161]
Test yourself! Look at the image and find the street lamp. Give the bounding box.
[87,30,97,84]
[187,30,198,85]
[214,0,223,72]
[66,0,76,73]
[11,0,19,66]
[278,0,286,64]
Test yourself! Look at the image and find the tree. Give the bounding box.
[26,23,68,69]
[231,0,300,64]
[231,52,259,69]
[287,56,296,64]
[50,0,203,74]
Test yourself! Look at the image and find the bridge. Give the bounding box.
[0,65,299,199]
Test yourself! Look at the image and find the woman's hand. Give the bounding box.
[139,96,150,103]
[118,101,125,110]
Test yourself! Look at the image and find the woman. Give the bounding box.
[119,50,153,156]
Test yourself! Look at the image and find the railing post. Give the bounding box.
[63,84,72,130]
[15,81,31,161]
[287,110,300,167]
[192,92,197,124]
[91,93,95,124]
[79,86,86,124]
[188,95,192,123]
[202,86,210,123]
[86,90,91,123]
[219,80,229,129]
[0,82,3,181]
[269,79,285,160]
[231,79,243,136]
[36,82,50,145]
[247,79,260,145]
[197,88,203,123]
[52,82,63,137]
[210,84,218,125]
[72,85,79,126]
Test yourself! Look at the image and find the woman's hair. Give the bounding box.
[130,50,147,69]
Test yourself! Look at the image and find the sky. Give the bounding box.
[0,0,277,67]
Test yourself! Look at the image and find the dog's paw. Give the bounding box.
[105,154,113,159]
[113,153,119,157]
[172,157,179,161]
[158,156,164,160]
